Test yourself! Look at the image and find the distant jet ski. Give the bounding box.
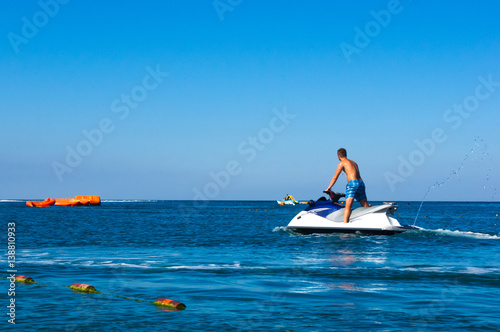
[286,191,420,235]
[277,194,307,205]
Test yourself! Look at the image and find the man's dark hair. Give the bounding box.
[337,148,347,158]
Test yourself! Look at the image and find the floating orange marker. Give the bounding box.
[70,283,99,293]
[7,275,187,311]
[15,276,34,283]
[27,196,101,207]
[153,298,186,310]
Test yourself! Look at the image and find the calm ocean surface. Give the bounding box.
[1,200,499,331]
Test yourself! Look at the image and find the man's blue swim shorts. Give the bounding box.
[345,180,367,201]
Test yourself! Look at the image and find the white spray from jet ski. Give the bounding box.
[414,137,495,226]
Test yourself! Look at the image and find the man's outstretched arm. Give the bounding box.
[326,162,343,191]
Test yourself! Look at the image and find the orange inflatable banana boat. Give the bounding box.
[26,198,56,207]
[26,196,100,207]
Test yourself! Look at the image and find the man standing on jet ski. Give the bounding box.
[325,148,370,223]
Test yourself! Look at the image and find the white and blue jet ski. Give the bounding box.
[286,191,419,235]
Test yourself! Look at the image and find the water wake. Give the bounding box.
[419,228,500,240]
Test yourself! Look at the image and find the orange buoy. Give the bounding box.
[153,298,186,310]
[15,276,34,283]
[70,283,98,293]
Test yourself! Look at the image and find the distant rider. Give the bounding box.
[325,148,370,223]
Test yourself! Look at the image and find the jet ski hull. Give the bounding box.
[286,200,418,235]
[287,226,411,235]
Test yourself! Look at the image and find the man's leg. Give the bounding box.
[343,197,354,223]
[358,182,369,207]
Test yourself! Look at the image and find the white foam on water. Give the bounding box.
[291,280,387,294]
[19,259,68,266]
[431,228,500,240]
[76,261,153,269]
[397,266,449,273]
[116,262,152,268]
[165,262,266,270]
[465,266,500,275]
[380,265,500,276]
[19,251,50,257]
[272,226,288,232]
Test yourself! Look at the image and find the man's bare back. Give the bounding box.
[338,158,362,183]
[326,156,362,189]
[325,148,369,223]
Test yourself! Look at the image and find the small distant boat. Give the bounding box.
[277,200,296,205]
[277,194,308,205]
[26,196,101,207]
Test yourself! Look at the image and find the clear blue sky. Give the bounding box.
[1,0,498,201]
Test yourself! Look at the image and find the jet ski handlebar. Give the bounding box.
[323,190,345,203]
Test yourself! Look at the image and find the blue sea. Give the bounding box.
[1,200,499,331]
